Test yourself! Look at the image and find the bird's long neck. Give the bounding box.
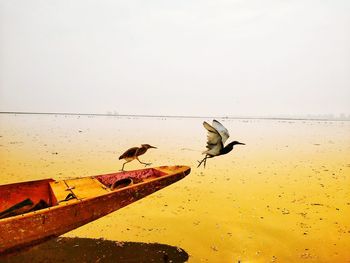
[220,143,234,155]
[137,146,148,156]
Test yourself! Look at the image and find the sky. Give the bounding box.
[0,0,349,117]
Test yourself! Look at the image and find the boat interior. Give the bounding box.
[0,168,166,220]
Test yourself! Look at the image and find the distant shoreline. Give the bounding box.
[0,111,349,122]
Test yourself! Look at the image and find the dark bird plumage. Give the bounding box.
[197,120,245,168]
[119,144,157,171]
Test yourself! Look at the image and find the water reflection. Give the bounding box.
[1,237,189,263]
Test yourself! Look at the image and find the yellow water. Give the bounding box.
[0,114,349,262]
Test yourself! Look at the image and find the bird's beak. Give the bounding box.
[150,145,157,149]
[237,142,245,145]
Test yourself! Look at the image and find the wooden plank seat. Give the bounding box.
[50,178,110,204]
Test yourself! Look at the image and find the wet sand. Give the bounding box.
[0,114,349,262]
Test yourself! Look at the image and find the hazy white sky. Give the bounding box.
[0,0,349,116]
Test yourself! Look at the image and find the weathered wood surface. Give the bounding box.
[0,165,191,255]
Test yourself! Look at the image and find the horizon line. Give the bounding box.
[0,111,349,122]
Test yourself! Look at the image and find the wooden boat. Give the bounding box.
[0,165,191,254]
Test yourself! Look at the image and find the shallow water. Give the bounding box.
[0,114,349,262]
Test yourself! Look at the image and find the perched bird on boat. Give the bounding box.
[119,144,157,171]
[197,120,245,168]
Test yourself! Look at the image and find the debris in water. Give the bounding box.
[115,241,124,247]
[282,209,290,215]
[211,245,218,252]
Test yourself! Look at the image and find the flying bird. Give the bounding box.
[197,120,245,168]
[119,144,157,171]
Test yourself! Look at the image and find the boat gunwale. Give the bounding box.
[0,165,190,223]
[0,178,55,189]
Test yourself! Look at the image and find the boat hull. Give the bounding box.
[0,165,190,254]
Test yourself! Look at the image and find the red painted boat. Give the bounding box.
[0,165,191,254]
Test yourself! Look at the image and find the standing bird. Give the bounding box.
[197,120,245,168]
[119,144,157,171]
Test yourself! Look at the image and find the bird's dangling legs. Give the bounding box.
[120,162,126,171]
[197,155,208,168]
[120,160,131,171]
[136,157,152,167]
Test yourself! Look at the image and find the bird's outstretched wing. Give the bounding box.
[202,121,223,155]
[212,120,230,145]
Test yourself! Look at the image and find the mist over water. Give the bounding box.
[1,1,349,117]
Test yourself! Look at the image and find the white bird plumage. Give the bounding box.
[202,120,230,156]
[198,119,245,168]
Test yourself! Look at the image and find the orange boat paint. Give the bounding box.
[0,165,190,254]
